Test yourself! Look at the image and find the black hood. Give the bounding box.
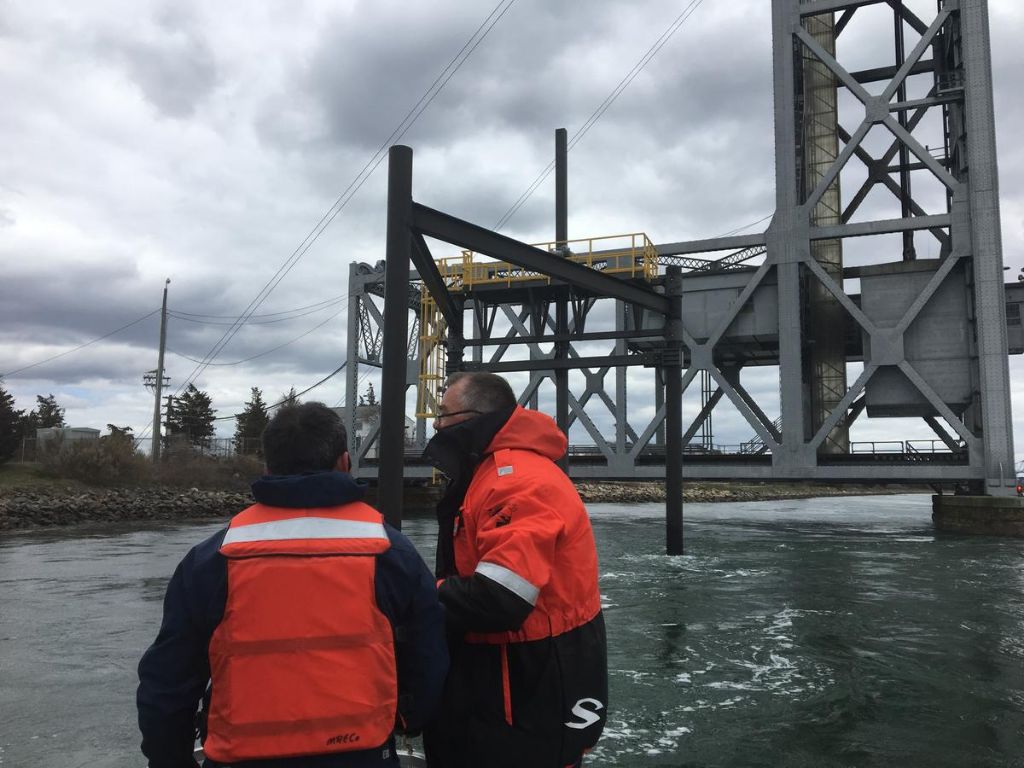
[423,405,515,578]
[422,405,515,485]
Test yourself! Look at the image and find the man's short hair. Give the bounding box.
[262,401,348,475]
[447,372,516,413]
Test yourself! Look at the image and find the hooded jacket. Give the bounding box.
[441,406,603,642]
[137,471,447,768]
[423,406,607,768]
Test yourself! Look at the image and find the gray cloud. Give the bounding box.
[1,0,1022,456]
[282,1,624,152]
[96,7,218,119]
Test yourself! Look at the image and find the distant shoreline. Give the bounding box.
[0,481,926,532]
[574,480,925,505]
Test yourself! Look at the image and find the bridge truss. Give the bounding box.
[347,0,1022,497]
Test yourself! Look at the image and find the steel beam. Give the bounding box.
[555,129,570,473]
[656,234,766,257]
[379,145,413,528]
[462,354,653,373]
[411,203,669,314]
[463,328,665,346]
[800,0,885,15]
[410,233,461,332]
[811,215,951,240]
[961,0,1015,493]
[664,267,684,555]
[850,59,934,84]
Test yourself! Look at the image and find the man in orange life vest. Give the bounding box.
[137,402,448,768]
[421,372,608,768]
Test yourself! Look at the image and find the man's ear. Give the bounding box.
[335,451,351,473]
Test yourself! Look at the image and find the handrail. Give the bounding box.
[436,232,659,288]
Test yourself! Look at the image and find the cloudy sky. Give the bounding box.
[1,0,1022,468]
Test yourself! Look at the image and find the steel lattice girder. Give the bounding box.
[349,0,1018,490]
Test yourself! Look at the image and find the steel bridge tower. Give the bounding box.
[345,0,1022,497]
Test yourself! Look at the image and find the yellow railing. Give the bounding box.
[433,232,659,288]
[418,231,657,424]
[416,285,447,420]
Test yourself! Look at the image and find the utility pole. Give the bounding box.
[151,279,170,462]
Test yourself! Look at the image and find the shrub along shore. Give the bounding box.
[0,479,919,532]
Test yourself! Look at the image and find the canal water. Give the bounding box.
[1,495,1022,767]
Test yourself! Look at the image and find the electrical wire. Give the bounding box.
[169,305,342,326]
[336,365,374,409]
[211,361,351,421]
[170,295,346,320]
[714,212,774,238]
[167,299,349,366]
[139,306,361,437]
[494,0,707,231]
[171,0,517,400]
[0,309,160,378]
[210,355,375,425]
[168,293,349,324]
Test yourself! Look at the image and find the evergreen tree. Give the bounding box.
[0,383,24,464]
[165,384,217,449]
[234,387,269,456]
[19,394,66,439]
[105,424,135,447]
[34,394,65,428]
[277,387,301,408]
[19,410,38,439]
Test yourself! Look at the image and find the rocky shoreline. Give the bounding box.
[0,487,252,531]
[573,481,919,505]
[0,481,922,532]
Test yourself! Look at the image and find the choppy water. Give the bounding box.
[1,495,1023,767]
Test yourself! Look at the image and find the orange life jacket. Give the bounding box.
[454,407,603,644]
[203,501,398,763]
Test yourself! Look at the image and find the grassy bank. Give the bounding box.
[0,463,90,491]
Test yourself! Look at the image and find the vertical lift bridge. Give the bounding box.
[353,0,1021,552]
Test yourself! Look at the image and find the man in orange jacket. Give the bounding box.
[422,372,607,768]
[137,402,448,767]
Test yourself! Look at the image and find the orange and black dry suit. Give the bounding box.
[137,471,447,768]
[422,405,608,768]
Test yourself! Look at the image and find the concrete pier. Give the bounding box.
[932,495,1024,537]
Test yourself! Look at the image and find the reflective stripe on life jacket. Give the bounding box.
[222,516,387,547]
[203,501,398,763]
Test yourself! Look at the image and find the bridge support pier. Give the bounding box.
[932,495,1024,538]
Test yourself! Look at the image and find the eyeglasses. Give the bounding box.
[435,408,482,422]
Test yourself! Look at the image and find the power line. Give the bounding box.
[169,304,343,326]
[172,0,517,399]
[167,299,349,366]
[336,366,375,409]
[169,293,349,323]
[494,0,707,231]
[171,297,346,320]
[212,361,351,421]
[714,212,774,238]
[0,309,160,378]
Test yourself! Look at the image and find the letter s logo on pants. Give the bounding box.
[564,698,604,730]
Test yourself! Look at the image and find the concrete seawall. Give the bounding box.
[932,494,1024,537]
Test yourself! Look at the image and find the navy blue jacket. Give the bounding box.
[137,471,448,768]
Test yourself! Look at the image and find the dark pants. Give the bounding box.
[422,635,597,768]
